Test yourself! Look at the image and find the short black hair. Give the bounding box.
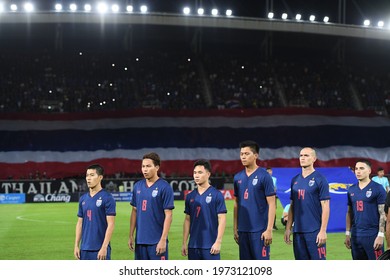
[143,152,161,167]
[378,167,384,172]
[86,164,104,176]
[239,140,259,154]
[193,159,212,173]
[355,159,372,169]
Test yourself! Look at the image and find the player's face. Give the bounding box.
[378,170,384,177]
[240,147,258,167]
[355,162,371,181]
[193,165,210,186]
[299,148,316,168]
[142,158,159,180]
[86,169,102,189]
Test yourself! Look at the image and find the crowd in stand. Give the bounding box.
[0,50,389,115]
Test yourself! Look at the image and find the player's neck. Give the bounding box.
[245,164,258,176]
[197,184,211,194]
[89,185,102,196]
[146,175,159,186]
[358,178,370,189]
[301,166,315,178]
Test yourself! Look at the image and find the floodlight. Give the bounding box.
[97,2,108,13]
[69,3,77,12]
[267,12,274,19]
[140,5,147,13]
[24,3,34,12]
[10,4,18,11]
[84,4,91,12]
[377,21,384,28]
[226,9,232,16]
[323,16,329,23]
[295,14,302,20]
[126,5,133,12]
[197,8,204,15]
[309,15,315,21]
[363,19,370,26]
[111,4,119,13]
[211,8,218,16]
[281,13,288,20]
[183,7,190,15]
[54,3,62,11]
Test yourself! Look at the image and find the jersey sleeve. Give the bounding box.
[105,193,117,216]
[377,184,387,205]
[216,190,227,214]
[162,183,175,210]
[184,193,191,215]
[233,174,239,198]
[318,174,330,201]
[263,173,276,196]
[77,196,84,218]
[130,183,137,207]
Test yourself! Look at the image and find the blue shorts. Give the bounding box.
[135,243,168,260]
[238,231,270,260]
[351,234,384,260]
[188,248,220,260]
[293,230,326,260]
[80,247,111,260]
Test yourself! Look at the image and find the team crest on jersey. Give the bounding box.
[152,189,159,197]
[96,198,102,207]
[206,195,212,204]
[309,178,315,187]
[366,190,372,198]
[252,176,258,185]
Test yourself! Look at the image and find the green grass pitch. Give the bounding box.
[0,199,352,260]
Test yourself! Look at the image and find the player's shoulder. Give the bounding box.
[209,186,222,195]
[291,173,300,181]
[370,180,385,190]
[133,179,145,188]
[234,169,246,178]
[79,192,89,201]
[156,178,171,188]
[348,183,358,192]
[100,189,115,198]
[313,170,326,178]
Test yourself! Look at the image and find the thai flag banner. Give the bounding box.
[0,108,389,180]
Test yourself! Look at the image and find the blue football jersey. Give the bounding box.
[234,167,276,232]
[184,186,227,249]
[348,180,386,236]
[77,189,116,251]
[131,178,175,244]
[290,170,330,233]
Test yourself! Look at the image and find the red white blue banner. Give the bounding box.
[0,109,389,179]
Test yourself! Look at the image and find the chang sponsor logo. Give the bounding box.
[33,193,71,203]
